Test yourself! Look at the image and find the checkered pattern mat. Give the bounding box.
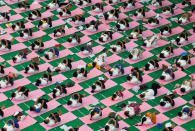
[0,0,194,131]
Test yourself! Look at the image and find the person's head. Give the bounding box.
[11,92,16,98]
[30,106,36,111]
[1,128,7,131]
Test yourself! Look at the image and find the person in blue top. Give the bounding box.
[45,44,61,60]
[160,64,177,81]
[109,60,125,76]
[174,52,192,71]
[115,64,124,74]
[1,111,25,131]
[80,43,93,54]
[30,98,51,113]
[49,47,59,57]
[18,51,28,59]
[9,119,19,128]
[1,119,19,131]
[90,106,104,120]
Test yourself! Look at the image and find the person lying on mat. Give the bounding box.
[30,98,51,113]
[1,111,25,131]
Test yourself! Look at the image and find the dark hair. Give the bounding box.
[30,106,35,111]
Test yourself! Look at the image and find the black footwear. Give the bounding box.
[38,49,44,54]
[66,82,75,87]
[47,67,52,73]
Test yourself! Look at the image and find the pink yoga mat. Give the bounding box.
[5,21,35,33]
[143,39,170,52]
[145,10,156,18]
[135,122,156,131]
[26,100,61,117]
[33,74,67,88]
[0,14,24,24]
[63,28,78,36]
[0,57,5,62]
[76,45,105,59]
[0,93,8,102]
[125,40,139,49]
[144,18,170,30]
[19,116,37,130]
[24,11,53,21]
[140,102,153,113]
[40,112,77,130]
[143,61,170,75]
[70,68,103,83]
[12,89,46,105]
[107,54,122,64]
[104,66,130,79]
[51,19,66,27]
[63,95,98,111]
[96,32,124,45]
[136,87,169,101]
[3,105,23,118]
[16,30,46,43]
[0,78,31,92]
[147,1,172,10]
[182,57,195,70]
[104,0,124,5]
[76,0,102,7]
[66,8,84,17]
[175,87,193,96]
[155,113,169,123]
[121,3,143,13]
[88,5,115,16]
[157,48,186,60]
[155,87,170,97]
[142,30,154,38]
[156,70,187,85]
[101,90,134,106]
[0,43,27,55]
[177,17,195,26]
[188,29,194,35]
[101,13,128,24]
[14,4,42,14]
[41,55,60,63]
[176,3,185,8]
[121,74,153,89]
[78,45,104,57]
[79,107,114,124]
[48,83,83,98]
[79,125,93,131]
[172,112,195,126]
[7,52,39,66]
[85,79,118,94]
[179,34,195,47]
[42,39,60,48]
[188,49,195,56]
[98,118,130,131]
[64,36,92,49]
[0,5,12,11]
[174,126,186,131]
[160,8,184,18]
[0,33,13,39]
[71,60,87,69]
[155,97,187,113]
[129,21,140,29]
[20,63,53,78]
[6,0,25,4]
[81,24,111,35]
[163,26,184,37]
[125,51,153,64]
[56,49,73,59]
